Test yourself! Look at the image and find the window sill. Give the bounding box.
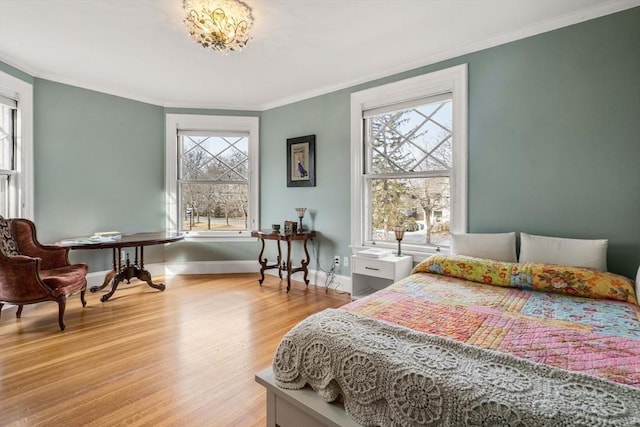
[181,232,256,243]
[350,244,450,264]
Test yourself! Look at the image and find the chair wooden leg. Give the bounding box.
[80,282,87,307]
[0,303,3,319]
[16,305,23,318]
[56,295,67,331]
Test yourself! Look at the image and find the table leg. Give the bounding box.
[90,270,116,293]
[276,240,283,280]
[138,268,165,292]
[137,245,165,292]
[286,241,293,293]
[281,236,313,292]
[90,247,117,293]
[257,237,267,285]
[255,236,283,286]
[100,272,126,302]
[301,237,311,285]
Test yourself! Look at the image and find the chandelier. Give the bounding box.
[183,0,254,53]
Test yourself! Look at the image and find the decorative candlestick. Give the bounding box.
[394,226,406,256]
[295,208,307,232]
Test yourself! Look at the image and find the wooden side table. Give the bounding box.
[251,230,316,293]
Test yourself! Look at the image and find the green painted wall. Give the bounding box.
[2,7,638,278]
[465,8,640,277]
[33,79,165,270]
[259,7,640,278]
[260,91,352,274]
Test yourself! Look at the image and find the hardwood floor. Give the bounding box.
[0,274,351,426]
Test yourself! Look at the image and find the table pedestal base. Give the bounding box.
[89,247,165,302]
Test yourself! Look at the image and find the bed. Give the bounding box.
[257,251,640,426]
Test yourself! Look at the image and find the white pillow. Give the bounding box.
[450,232,517,262]
[636,266,640,301]
[519,233,608,271]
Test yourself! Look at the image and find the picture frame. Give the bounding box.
[284,220,298,235]
[286,135,316,187]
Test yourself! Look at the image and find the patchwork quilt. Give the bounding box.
[346,256,640,388]
[273,255,640,425]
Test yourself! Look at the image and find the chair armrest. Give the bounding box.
[22,245,70,270]
[0,255,52,302]
[9,219,70,269]
[6,254,35,262]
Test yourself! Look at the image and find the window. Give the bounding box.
[166,115,259,239]
[350,65,467,256]
[0,95,17,216]
[179,131,249,232]
[0,72,33,219]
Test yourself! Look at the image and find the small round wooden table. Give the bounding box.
[251,230,315,293]
[58,232,184,302]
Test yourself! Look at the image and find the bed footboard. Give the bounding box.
[255,367,361,427]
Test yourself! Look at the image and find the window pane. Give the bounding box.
[0,175,9,216]
[0,103,15,217]
[180,135,248,181]
[0,104,14,171]
[180,182,248,232]
[368,176,450,247]
[367,99,452,174]
[168,115,258,237]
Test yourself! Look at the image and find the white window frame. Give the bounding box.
[350,64,467,260]
[0,71,33,220]
[165,114,259,240]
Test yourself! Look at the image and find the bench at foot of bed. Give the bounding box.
[255,367,361,427]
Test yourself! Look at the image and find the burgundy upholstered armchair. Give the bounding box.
[0,217,88,330]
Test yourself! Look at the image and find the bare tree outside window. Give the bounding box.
[179,134,249,232]
[365,97,453,247]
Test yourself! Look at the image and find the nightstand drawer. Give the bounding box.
[352,257,395,279]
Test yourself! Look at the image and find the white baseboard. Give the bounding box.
[164,260,259,276]
[262,266,352,294]
[1,262,352,313]
[85,261,352,294]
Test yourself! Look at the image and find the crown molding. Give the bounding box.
[2,0,638,112]
[258,0,640,111]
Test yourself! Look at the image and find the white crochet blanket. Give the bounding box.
[273,309,640,426]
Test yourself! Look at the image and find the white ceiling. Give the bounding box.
[0,0,637,110]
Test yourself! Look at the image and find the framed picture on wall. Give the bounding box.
[286,135,316,187]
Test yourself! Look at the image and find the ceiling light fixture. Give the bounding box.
[183,0,254,53]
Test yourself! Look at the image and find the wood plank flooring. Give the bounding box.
[0,274,350,426]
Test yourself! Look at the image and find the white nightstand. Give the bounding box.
[351,254,413,299]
